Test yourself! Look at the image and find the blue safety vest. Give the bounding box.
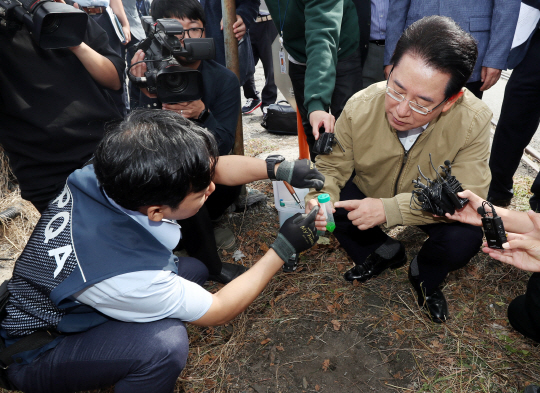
[2,165,177,337]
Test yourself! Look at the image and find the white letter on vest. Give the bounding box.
[53,186,71,208]
[49,245,73,278]
[43,212,70,244]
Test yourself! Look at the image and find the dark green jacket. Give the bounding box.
[266,0,360,115]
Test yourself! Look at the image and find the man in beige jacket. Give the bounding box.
[306,16,492,323]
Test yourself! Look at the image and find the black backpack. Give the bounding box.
[261,100,297,135]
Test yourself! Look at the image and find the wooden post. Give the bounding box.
[221,0,244,155]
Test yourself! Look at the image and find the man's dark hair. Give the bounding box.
[390,16,478,97]
[94,109,218,211]
[151,0,206,26]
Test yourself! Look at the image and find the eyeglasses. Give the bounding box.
[386,68,448,115]
[183,27,205,38]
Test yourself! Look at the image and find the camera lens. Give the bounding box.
[42,15,61,34]
[164,72,188,93]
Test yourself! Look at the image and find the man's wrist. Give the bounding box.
[266,155,286,180]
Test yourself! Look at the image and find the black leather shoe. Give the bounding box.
[408,269,448,323]
[343,241,406,283]
[487,195,512,208]
[208,262,248,284]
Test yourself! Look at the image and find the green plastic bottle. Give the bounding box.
[317,194,335,233]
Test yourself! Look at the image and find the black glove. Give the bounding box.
[270,206,319,263]
[275,159,325,191]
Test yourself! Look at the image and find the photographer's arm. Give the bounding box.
[69,43,121,90]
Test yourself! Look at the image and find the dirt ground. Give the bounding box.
[0,66,539,393]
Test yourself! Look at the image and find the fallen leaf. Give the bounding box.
[276,345,284,351]
[395,329,405,336]
[260,338,271,345]
[315,385,320,391]
[259,242,269,252]
[337,263,346,272]
[311,293,321,300]
[331,320,341,331]
[322,359,330,372]
[232,250,245,261]
[391,313,400,321]
[327,305,336,314]
[317,236,330,245]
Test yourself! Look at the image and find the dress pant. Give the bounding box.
[6,257,208,393]
[243,19,278,108]
[489,28,540,201]
[333,177,483,292]
[288,50,363,161]
[362,42,385,89]
[465,80,483,99]
[178,184,242,275]
[508,272,540,344]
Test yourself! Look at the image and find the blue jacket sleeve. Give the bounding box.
[481,0,521,70]
[383,0,411,66]
[235,0,259,31]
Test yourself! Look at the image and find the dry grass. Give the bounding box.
[177,176,540,392]
[0,141,538,393]
[0,149,40,274]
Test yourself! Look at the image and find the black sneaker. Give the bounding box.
[282,254,298,273]
[242,98,262,114]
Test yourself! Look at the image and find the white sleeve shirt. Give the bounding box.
[72,193,213,323]
[74,270,213,322]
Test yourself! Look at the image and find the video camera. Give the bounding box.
[0,0,87,49]
[410,154,469,216]
[128,16,215,104]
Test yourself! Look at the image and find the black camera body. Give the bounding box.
[312,128,345,155]
[478,202,507,249]
[128,17,215,104]
[0,0,87,49]
[410,156,469,216]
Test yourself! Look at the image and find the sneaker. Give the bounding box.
[242,98,262,114]
[234,187,267,210]
[282,253,298,273]
[214,227,236,252]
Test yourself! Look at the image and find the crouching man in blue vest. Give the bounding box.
[0,109,323,393]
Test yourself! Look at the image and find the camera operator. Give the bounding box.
[305,16,492,324]
[446,189,540,344]
[130,0,239,157]
[0,0,124,213]
[130,0,245,284]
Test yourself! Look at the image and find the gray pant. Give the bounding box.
[362,42,385,89]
